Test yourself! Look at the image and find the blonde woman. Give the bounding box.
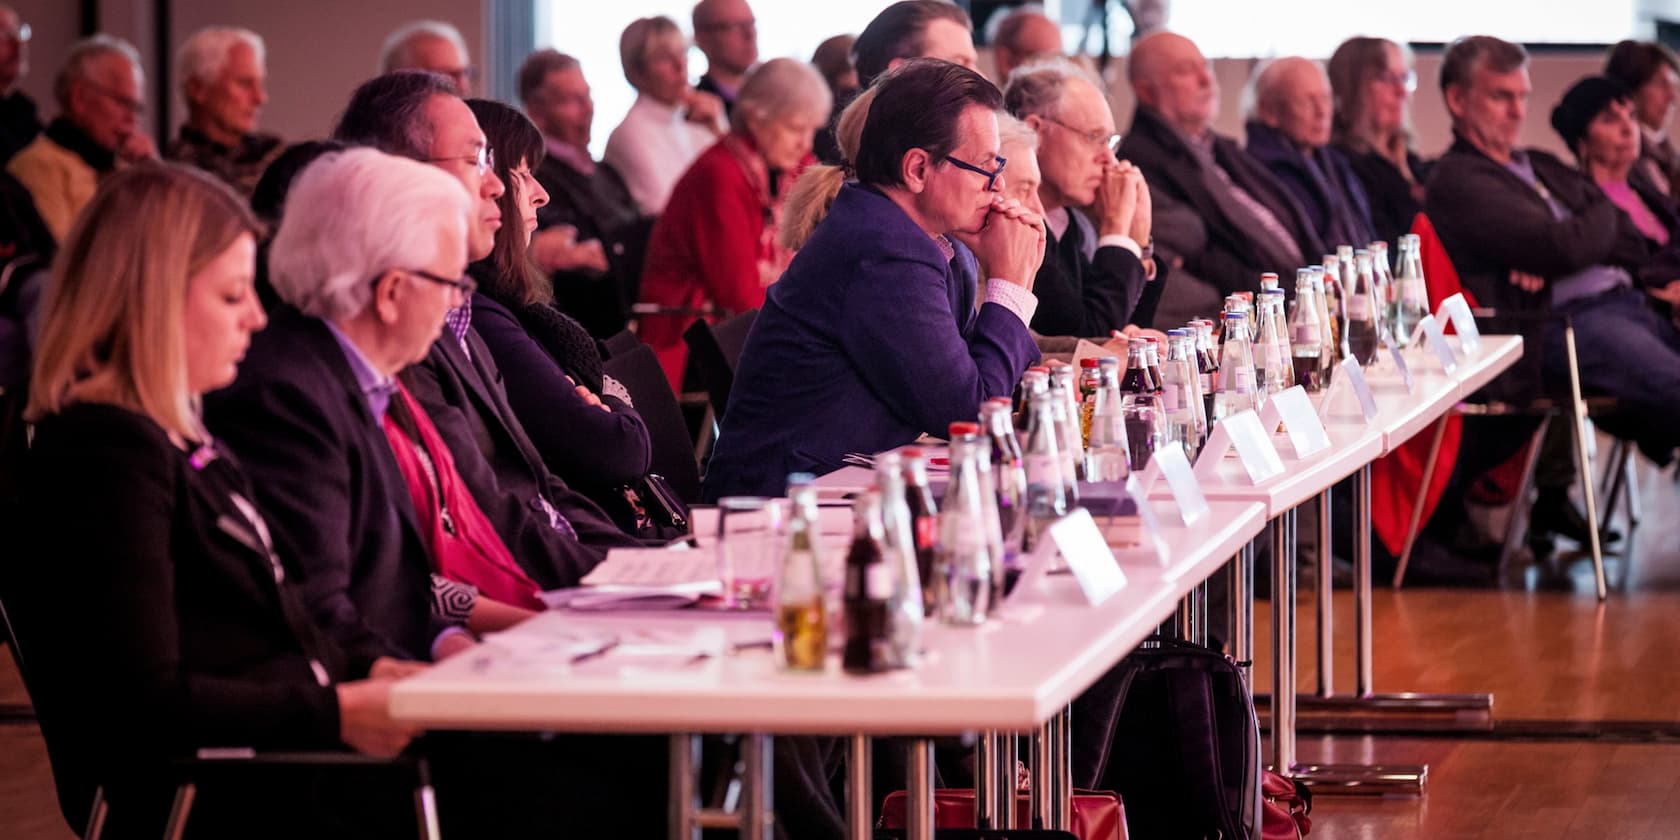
[13,163,417,837]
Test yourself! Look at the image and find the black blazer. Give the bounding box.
[203,308,442,662]
[1119,106,1323,296]
[533,153,654,338]
[1425,137,1650,401]
[400,328,640,589]
[1029,209,1150,337]
[8,403,352,832]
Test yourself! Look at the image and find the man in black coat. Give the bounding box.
[1119,32,1322,325]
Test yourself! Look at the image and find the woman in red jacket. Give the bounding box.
[637,57,832,390]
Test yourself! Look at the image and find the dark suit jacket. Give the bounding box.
[1244,121,1376,250]
[1030,208,1150,337]
[1119,106,1323,296]
[1338,144,1431,249]
[533,153,654,338]
[9,403,353,832]
[401,326,640,590]
[1425,137,1650,401]
[704,184,1041,498]
[204,308,441,662]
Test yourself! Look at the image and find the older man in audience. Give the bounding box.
[989,4,1062,83]
[518,48,651,338]
[334,71,641,563]
[1119,31,1320,325]
[1006,57,1158,337]
[692,0,758,115]
[166,26,284,198]
[0,5,38,162]
[381,20,473,95]
[603,16,725,214]
[1428,36,1680,491]
[1245,56,1377,251]
[8,35,156,242]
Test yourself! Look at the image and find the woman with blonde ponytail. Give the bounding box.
[779,82,882,251]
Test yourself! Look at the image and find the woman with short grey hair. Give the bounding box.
[602,15,726,214]
[637,57,831,389]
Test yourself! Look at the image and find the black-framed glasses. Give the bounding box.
[81,78,144,117]
[943,153,1007,192]
[427,145,494,176]
[403,269,478,297]
[1040,115,1122,153]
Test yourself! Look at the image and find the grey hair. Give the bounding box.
[1245,56,1326,122]
[55,34,143,110]
[331,71,459,161]
[1003,56,1098,119]
[268,148,474,321]
[381,20,469,73]
[730,57,833,134]
[619,16,686,88]
[517,48,581,105]
[176,26,265,91]
[997,111,1039,153]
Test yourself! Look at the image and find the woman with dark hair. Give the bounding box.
[1327,36,1432,247]
[1605,39,1680,198]
[705,59,1046,498]
[462,98,661,535]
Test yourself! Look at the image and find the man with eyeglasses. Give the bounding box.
[0,5,38,163]
[1007,57,1164,338]
[8,34,157,243]
[692,0,758,117]
[1245,56,1377,253]
[1119,31,1321,326]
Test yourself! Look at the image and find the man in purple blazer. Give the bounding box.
[705,59,1046,498]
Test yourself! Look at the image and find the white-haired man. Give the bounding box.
[167,26,283,198]
[988,4,1062,83]
[382,20,473,96]
[8,34,156,242]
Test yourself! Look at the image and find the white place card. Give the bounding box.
[1195,410,1286,485]
[1257,386,1332,458]
[1128,442,1209,525]
[1119,478,1171,567]
[1417,314,1459,375]
[1386,338,1417,394]
[1339,357,1380,423]
[1437,293,1482,356]
[1044,508,1128,605]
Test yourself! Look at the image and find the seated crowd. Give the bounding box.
[0,1,1677,836]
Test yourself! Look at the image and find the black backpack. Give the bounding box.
[1072,637,1262,840]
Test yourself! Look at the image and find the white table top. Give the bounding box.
[388,499,1267,736]
[1164,420,1383,517]
[1448,335,1524,400]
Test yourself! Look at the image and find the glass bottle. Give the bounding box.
[1212,310,1258,421]
[1048,362,1084,489]
[1121,338,1156,395]
[898,448,939,616]
[841,490,893,674]
[1144,338,1167,394]
[1291,269,1325,392]
[980,398,1026,576]
[1020,387,1069,555]
[1393,234,1429,348]
[1370,240,1395,343]
[1193,319,1219,424]
[936,427,995,625]
[1085,360,1131,481]
[1345,250,1381,365]
[1265,289,1295,389]
[874,453,923,669]
[774,474,828,672]
[1260,271,1280,294]
[1310,266,1339,387]
[1321,255,1347,362]
[954,420,1009,599]
[1077,357,1102,445]
[1253,291,1291,403]
[1161,330,1202,455]
[1018,366,1050,418]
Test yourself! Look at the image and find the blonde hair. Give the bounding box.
[778,83,883,251]
[619,16,685,89]
[28,163,258,439]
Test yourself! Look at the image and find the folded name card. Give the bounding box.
[1385,335,1417,394]
[1046,508,1128,606]
[1195,410,1286,485]
[1128,441,1209,526]
[1258,386,1332,458]
[1416,314,1458,376]
[1437,293,1482,356]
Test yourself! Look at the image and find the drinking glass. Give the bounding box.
[716,496,785,609]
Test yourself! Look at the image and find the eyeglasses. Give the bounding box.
[81,78,144,117]
[1375,69,1417,93]
[943,153,1008,192]
[405,269,478,297]
[1040,115,1122,153]
[427,145,494,176]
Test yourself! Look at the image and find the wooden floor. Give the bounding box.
[1,453,1674,839]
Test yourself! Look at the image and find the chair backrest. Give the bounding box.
[602,343,702,503]
[683,309,757,418]
[1409,212,1478,311]
[600,329,641,361]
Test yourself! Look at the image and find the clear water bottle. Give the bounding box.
[935,423,995,625]
[1370,240,1396,343]
[955,420,1009,599]
[980,398,1026,574]
[1213,310,1258,421]
[873,452,924,668]
[1310,265,1339,387]
[1162,329,1203,455]
[1393,234,1429,347]
[1020,387,1068,555]
[1253,291,1292,402]
[1085,359,1131,481]
[1264,289,1295,389]
[1046,365,1083,501]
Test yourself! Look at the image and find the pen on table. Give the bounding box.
[569,639,620,665]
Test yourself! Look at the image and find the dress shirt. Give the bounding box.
[1044,206,1142,258]
[323,319,397,422]
[602,94,722,214]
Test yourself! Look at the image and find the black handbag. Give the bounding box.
[615,473,690,541]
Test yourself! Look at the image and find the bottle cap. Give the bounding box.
[948,421,980,437]
[786,472,815,487]
[1079,357,1100,368]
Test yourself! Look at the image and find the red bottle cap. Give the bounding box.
[1079,357,1100,368]
[948,422,980,437]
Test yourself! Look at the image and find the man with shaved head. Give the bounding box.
[1245,56,1376,249]
[693,0,758,115]
[1118,32,1320,322]
[990,4,1062,83]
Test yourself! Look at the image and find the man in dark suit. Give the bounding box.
[1119,31,1322,325]
[518,49,654,338]
[692,0,758,116]
[1005,57,1159,338]
[333,71,641,580]
[1245,56,1377,252]
[1427,35,1680,540]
